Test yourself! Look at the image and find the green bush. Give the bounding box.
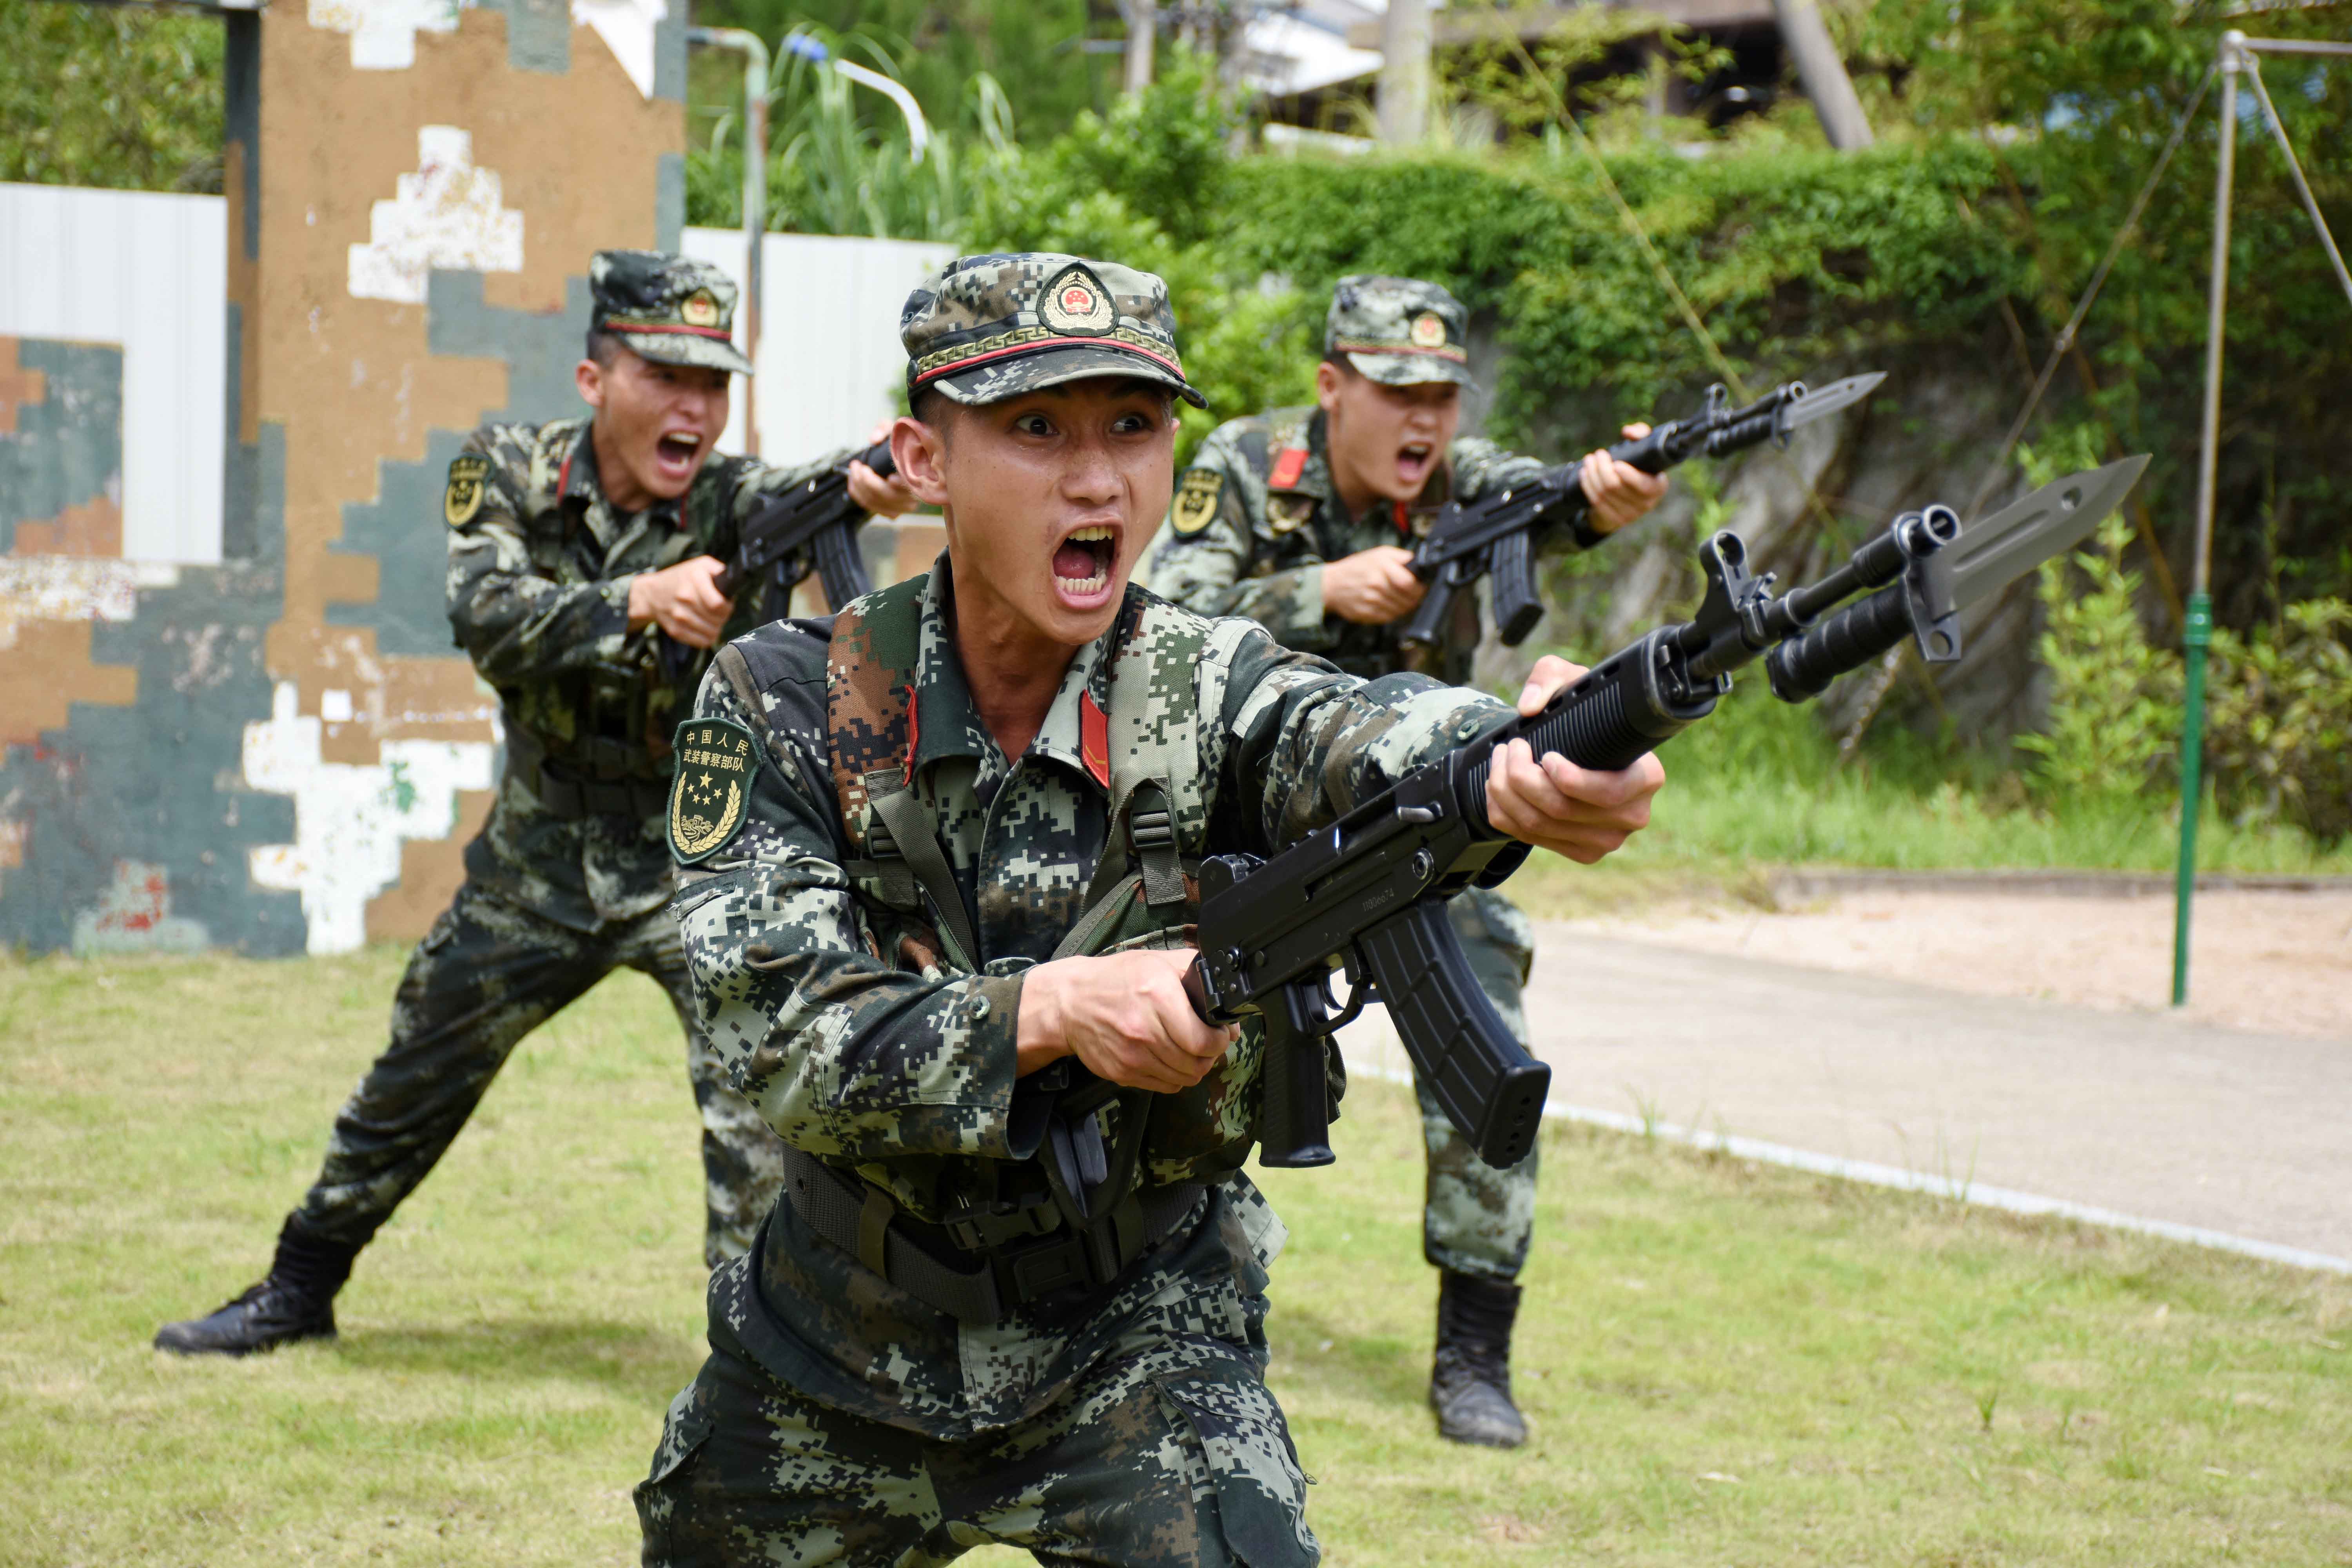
[2015,515,2183,799]
[2207,601,2352,842]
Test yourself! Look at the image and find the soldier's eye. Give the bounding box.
[1014,413,1055,437]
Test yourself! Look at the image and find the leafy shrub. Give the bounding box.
[2207,602,2352,842]
[2015,515,2181,799]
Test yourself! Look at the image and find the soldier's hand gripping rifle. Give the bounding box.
[1191,456,2149,1171]
[657,439,894,679]
[1399,372,1887,655]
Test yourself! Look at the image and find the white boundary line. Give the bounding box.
[1341,1058,2352,1278]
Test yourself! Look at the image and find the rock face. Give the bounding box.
[1468,340,2063,753]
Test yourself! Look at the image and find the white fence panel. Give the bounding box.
[0,183,226,564]
[682,228,951,466]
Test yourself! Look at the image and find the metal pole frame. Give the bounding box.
[2172,29,2352,1006]
[689,27,769,456]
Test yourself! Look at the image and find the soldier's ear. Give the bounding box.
[575,358,607,412]
[891,413,952,510]
[1314,359,1345,413]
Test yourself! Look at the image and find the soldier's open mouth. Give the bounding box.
[1053,524,1117,598]
[655,432,702,474]
[1397,441,1434,486]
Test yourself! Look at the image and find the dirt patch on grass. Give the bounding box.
[1557,887,2352,1040]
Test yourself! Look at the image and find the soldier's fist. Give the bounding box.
[1016,949,1239,1093]
[1577,423,1670,534]
[1322,545,1428,624]
[628,555,735,648]
[1485,653,1665,863]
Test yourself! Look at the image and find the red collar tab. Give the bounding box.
[903,683,920,786]
[556,450,575,501]
[1080,692,1111,789]
[1393,499,1410,535]
[1267,447,1309,491]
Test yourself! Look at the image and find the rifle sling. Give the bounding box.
[861,775,983,973]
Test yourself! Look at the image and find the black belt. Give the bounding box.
[781,1145,1203,1325]
[504,719,669,821]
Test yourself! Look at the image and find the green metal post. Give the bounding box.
[2171,593,2211,1005]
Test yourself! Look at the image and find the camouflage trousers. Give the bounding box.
[1413,885,1539,1283]
[291,879,784,1268]
[637,1290,1318,1566]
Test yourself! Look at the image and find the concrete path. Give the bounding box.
[1338,922,2352,1265]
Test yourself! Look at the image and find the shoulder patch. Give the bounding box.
[444,454,491,528]
[669,717,757,864]
[1170,467,1223,537]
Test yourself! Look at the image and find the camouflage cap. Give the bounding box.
[1325,274,1473,387]
[590,249,755,376]
[901,252,1208,409]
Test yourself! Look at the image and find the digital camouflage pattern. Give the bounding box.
[1139,405,1548,688]
[1142,390,1579,1285]
[900,252,1207,409]
[283,415,866,1267]
[292,880,781,1266]
[590,249,755,376]
[639,1191,1315,1567]
[446,415,844,931]
[644,558,1526,1560]
[1324,273,1475,388]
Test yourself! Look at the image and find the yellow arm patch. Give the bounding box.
[444,454,492,528]
[1170,467,1223,537]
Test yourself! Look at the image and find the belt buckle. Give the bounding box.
[1005,1236,1091,1301]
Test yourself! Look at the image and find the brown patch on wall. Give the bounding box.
[364,784,495,941]
[893,521,948,582]
[248,8,681,921]
[11,496,123,558]
[0,619,139,746]
[0,338,45,435]
[257,12,680,736]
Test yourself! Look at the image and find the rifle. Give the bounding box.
[1189,456,2150,1171]
[1398,372,1887,655]
[657,439,893,679]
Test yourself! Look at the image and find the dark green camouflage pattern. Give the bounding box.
[1324,273,1474,388]
[638,1191,1316,1566]
[1142,401,1567,1283]
[446,416,847,930]
[590,249,755,376]
[900,252,1206,409]
[1139,405,1548,688]
[292,879,781,1266]
[644,558,1523,1559]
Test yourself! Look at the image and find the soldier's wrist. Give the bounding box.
[621,571,653,629]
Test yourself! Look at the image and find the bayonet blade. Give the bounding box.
[1949,455,2151,610]
[1782,371,1886,430]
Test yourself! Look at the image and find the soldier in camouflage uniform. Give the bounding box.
[633,252,1665,1564]
[1140,275,1670,1448]
[155,250,917,1358]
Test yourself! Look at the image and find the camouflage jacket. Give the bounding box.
[1140,405,1558,686]
[669,557,1522,1438]
[444,417,846,930]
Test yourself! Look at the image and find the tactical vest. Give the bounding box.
[714,573,1268,1323]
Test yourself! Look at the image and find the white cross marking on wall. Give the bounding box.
[348,127,526,305]
[308,0,470,71]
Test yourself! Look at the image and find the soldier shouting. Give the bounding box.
[155,250,917,1357]
[632,252,1662,1564]
[1142,275,1669,1446]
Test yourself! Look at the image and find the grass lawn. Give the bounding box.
[4,947,2348,1566]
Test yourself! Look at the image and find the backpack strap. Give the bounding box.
[863,770,981,973]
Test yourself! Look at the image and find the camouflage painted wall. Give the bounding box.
[0,0,687,957]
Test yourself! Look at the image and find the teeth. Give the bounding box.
[1067,525,1114,542]
[1056,573,1108,592]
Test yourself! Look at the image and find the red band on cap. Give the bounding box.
[613,323,736,343]
[910,334,1185,387]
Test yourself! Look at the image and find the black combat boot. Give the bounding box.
[153,1216,358,1356]
[1429,1269,1528,1448]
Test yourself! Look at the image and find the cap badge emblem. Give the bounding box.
[1409,311,1448,349]
[681,289,721,328]
[1040,265,1117,334]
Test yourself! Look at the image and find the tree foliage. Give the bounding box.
[0,5,224,192]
